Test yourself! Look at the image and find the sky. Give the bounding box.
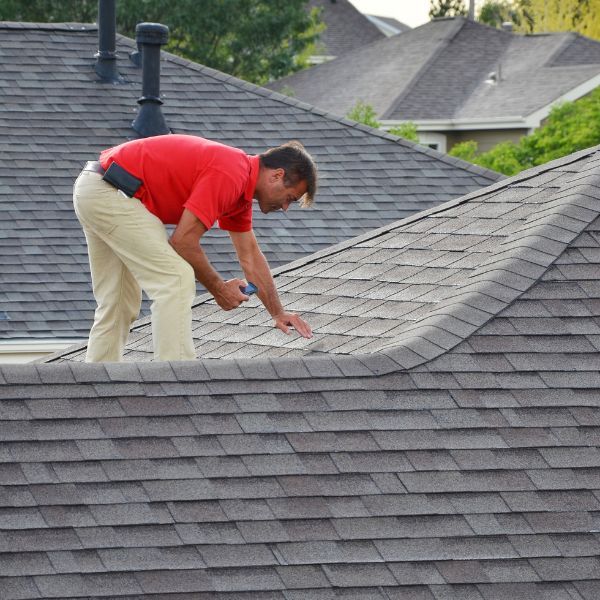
[349,0,482,28]
[349,0,431,27]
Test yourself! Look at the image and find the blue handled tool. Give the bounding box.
[240,282,258,295]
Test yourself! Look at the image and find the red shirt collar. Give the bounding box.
[244,155,260,202]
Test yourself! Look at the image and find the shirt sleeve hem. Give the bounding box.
[184,204,214,231]
[218,222,253,233]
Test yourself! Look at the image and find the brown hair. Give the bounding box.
[259,140,317,206]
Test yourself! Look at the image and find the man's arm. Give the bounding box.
[169,209,247,310]
[229,230,313,339]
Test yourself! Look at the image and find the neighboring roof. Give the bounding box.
[0,21,500,342]
[307,0,384,57]
[4,145,600,598]
[366,14,412,36]
[269,16,600,123]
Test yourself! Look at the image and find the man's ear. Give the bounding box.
[271,168,285,182]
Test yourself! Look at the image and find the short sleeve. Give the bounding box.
[184,169,243,230]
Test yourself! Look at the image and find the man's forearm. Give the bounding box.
[169,240,223,295]
[241,250,285,317]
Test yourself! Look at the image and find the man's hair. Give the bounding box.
[259,141,317,207]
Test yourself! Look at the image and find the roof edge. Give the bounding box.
[0,20,96,31]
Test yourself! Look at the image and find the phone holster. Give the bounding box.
[102,162,143,197]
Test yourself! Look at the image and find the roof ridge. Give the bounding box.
[384,17,513,121]
[381,17,468,120]
[371,146,600,372]
[0,20,96,31]
[543,31,578,66]
[150,36,503,182]
[267,144,600,276]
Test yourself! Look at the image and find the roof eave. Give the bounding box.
[382,71,600,133]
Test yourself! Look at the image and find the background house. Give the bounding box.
[2,145,599,598]
[306,0,387,64]
[0,18,501,363]
[269,16,600,153]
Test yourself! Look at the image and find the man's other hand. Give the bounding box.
[214,278,249,311]
[273,312,313,339]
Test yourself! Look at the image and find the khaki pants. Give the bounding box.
[73,168,197,362]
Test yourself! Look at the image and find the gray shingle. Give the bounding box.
[2,21,500,346]
[5,128,600,599]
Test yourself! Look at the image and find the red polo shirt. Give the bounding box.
[99,134,258,231]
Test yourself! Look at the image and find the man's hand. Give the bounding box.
[214,278,250,311]
[274,312,313,339]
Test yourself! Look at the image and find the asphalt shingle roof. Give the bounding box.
[269,16,600,122]
[308,0,385,57]
[3,145,600,598]
[0,21,500,342]
[52,142,600,365]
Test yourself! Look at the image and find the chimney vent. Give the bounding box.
[132,22,170,137]
[501,21,514,32]
[94,0,122,82]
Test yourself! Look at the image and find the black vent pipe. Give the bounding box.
[94,0,121,82]
[131,22,170,137]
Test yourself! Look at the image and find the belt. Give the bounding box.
[85,160,105,175]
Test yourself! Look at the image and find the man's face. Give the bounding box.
[257,169,307,214]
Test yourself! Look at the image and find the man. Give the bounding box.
[73,134,316,362]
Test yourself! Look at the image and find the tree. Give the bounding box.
[448,87,600,175]
[0,0,323,84]
[429,0,467,19]
[478,0,523,28]
[515,0,600,40]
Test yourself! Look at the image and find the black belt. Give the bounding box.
[84,160,142,197]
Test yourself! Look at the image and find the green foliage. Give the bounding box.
[478,0,523,28]
[345,102,421,143]
[449,140,478,162]
[429,0,467,19]
[388,122,419,143]
[0,0,322,84]
[449,87,600,175]
[346,101,381,128]
[514,0,600,40]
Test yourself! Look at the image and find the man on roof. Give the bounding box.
[73,134,316,362]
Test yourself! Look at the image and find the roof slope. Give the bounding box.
[4,145,600,599]
[55,142,600,365]
[269,16,600,121]
[308,0,384,56]
[0,21,499,342]
[270,17,461,117]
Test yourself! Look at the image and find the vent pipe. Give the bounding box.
[94,0,121,82]
[132,22,170,137]
[468,0,475,20]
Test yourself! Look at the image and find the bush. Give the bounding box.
[388,122,419,143]
[346,100,381,128]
